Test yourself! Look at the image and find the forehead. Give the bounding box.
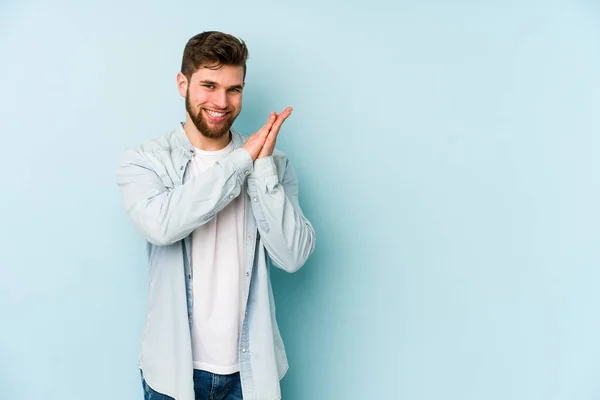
[191,64,244,85]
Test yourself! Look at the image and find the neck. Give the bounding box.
[183,114,231,151]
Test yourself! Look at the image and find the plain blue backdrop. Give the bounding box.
[1,0,600,399]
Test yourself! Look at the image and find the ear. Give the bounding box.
[176,72,188,98]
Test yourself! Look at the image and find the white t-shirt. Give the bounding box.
[188,139,246,374]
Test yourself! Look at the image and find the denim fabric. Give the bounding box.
[117,125,316,400]
[193,370,243,400]
[141,369,243,400]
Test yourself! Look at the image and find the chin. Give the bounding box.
[200,126,231,139]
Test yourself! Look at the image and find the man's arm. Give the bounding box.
[247,155,316,273]
[116,114,278,246]
[116,147,253,246]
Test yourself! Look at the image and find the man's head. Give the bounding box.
[177,31,249,139]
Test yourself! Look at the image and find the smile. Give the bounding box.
[204,109,229,122]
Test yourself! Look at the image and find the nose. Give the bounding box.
[211,90,228,109]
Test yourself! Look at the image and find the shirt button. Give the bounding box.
[242,348,246,353]
[253,197,258,202]
[180,166,184,170]
[248,236,252,240]
[246,272,250,277]
[244,170,250,175]
[188,274,191,279]
[229,194,234,199]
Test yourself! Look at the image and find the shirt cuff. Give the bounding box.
[251,156,277,178]
[230,148,254,177]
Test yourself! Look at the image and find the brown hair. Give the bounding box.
[181,31,249,81]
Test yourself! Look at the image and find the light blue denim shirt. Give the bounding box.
[115,123,316,400]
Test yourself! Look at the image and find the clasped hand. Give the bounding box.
[242,107,293,161]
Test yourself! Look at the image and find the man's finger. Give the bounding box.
[268,107,293,137]
[259,112,277,136]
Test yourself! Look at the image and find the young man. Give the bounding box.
[116,31,316,400]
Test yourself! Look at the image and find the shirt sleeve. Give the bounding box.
[246,155,316,272]
[116,147,254,246]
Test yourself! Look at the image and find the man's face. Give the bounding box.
[183,64,244,139]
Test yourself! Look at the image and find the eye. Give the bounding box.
[229,88,242,93]
[202,84,215,89]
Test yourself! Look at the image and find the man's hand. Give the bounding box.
[243,112,277,161]
[257,107,293,159]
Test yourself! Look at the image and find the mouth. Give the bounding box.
[203,109,229,122]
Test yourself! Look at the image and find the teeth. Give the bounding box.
[206,110,226,118]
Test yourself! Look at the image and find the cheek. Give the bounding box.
[188,89,209,106]
[229,95,243,110]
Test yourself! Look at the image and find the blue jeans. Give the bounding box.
[140,369,243,400]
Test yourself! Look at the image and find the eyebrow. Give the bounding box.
[200,80,244,90]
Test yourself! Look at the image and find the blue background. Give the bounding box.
[1,1,600,399]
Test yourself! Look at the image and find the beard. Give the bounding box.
[185,89,237,139]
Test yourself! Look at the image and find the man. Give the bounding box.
[116,31,316,400]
